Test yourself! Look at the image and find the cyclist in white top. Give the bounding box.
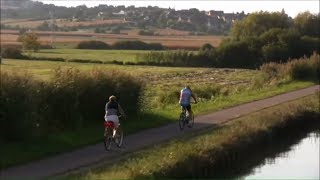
[179,86,197,119]
[104,95,126,129]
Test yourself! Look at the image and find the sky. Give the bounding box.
[36,0,319,18]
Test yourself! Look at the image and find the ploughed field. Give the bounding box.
[0,29,223,49]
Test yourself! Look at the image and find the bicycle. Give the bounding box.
[103,116,124,151]
[179,102,196,130]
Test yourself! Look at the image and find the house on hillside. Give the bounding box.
[143,16,150,21]
[97,12,104,19]
[223,13,235,23]
[113,10,127,16]
[206,10,224,17]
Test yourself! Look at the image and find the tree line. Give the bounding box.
[138,11,320,68]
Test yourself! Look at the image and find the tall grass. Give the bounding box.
[286,53,319,81]
[254,53,319,87]
[135,50,213,67]
[0,68,143,143]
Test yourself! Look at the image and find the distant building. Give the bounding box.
[143,16,150,21]
[206,10,224,17]
[113,10,126,16]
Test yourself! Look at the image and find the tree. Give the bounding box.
[37,21,59,31]
[200,43,214,51]
[294,11,320,37]
[231,11,292,40]
[216,40,260,68]
[18,32,41,52]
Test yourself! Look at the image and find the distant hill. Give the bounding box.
[0,0,247,35]
[0,0,31,9]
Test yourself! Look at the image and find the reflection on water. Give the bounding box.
[245,132,320,179]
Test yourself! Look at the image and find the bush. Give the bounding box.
[76,41,110,50]
[192,85,221,100]
[135,50,196,66]
[110,26,120,34]
[200,43,215,51]
[138,30,155,36]
[255,53,320,87]
[39,44,54,49]
[135,50,215,67]
[1,68,144,142]
[216,40,259,68]
[18,32,41,52]
[286,53,320,81]
[0,72,40,141]
[1,46,25,59]
[111,40,164,50]
[255,62,287,87]
[261,43,289,62]
[68,59,103,64]
[299,36,320,55]
[199,43,216,62]
[148,43,165,50]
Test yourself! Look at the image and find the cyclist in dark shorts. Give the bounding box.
[179,86,197,119]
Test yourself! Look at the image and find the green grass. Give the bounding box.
[62,94,319,179]
[25,49,151,63]
[0,125,102,169]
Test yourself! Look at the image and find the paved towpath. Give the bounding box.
[1,85,319,179]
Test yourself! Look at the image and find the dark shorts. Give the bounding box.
[180,104,191,112]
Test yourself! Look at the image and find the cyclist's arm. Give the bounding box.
[191,93,197,103]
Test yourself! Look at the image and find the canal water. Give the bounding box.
[153,119,320,179]
[243,131,320,179]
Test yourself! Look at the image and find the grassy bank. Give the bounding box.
[64,94,319,179]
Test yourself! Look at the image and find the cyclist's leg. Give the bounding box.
[106,115,119,137]
[112,117,119,137]
[185,104,192,121]
[104,127,107,137]
[180,105,185,113]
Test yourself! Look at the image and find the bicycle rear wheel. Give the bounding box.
[104,128,113,151]
[179,113,186,130]
[115,128,124,148]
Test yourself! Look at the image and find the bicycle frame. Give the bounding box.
[104,116,124,151]
[179,103,195,130]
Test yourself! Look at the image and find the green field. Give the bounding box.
[1,58,255,85]
[25,49,152,63]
